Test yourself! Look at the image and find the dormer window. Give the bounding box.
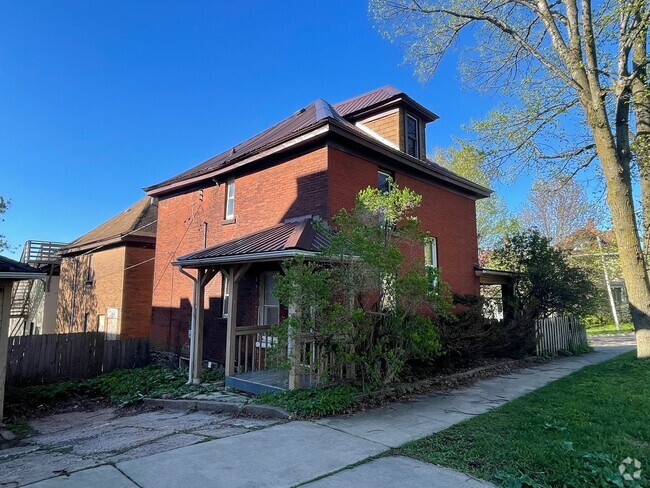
[405,114,420,158]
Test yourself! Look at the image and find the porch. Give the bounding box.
[173,220,329,394]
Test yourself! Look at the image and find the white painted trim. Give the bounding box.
[354,122,399,150]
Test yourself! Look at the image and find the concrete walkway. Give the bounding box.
[21,335,635,488]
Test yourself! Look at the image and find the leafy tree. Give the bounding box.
[273,183,449,387]
[521,176,601,245]
[490,229,599,320]
[371,0,650,357]
[0,196,10,251]
[432,142,520,250]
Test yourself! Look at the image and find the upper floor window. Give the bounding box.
[378,170,393,193]
[225,178,235,220]
[405,114,419,158]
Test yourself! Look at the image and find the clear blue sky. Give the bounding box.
[1,1,527,259]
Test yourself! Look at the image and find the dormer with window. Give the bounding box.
[335,86,437,162]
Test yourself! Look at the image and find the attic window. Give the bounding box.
[405,114,419,158]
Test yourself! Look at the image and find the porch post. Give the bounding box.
[224,266,238,377]
[191,268,205,384]
[288,304,300,390]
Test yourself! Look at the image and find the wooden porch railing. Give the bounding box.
[232,326,352,387]
[234,325,275,374]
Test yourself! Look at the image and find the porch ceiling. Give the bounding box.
[174,219,329,268]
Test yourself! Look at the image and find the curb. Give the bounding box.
[143,397,291,419]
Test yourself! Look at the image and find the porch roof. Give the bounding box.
[475,266,519,285]
[174,219,330,268]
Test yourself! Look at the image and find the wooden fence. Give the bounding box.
[6,332,149,386]
[535,315,588,356]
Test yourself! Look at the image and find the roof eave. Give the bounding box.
[61,234,156,256]
[147,118,491,200]
[0,272,47,280]
[173,249,322,268]
[145,123,331,197]
[327,120,492,198]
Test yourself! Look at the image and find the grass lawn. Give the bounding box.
[400,352,649,487]
[587,322,635,335]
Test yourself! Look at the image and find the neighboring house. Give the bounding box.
[56,197,157,339]
[9,240,66,336]
[145,86,491,390]
[560,218,630,321]
[0,255,45,420]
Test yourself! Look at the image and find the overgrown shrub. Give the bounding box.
[271,183,448,388]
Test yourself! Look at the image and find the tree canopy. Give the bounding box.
[371,0,650,357]
[432,142,520,250]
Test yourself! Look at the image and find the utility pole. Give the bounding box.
[597,235,620,331]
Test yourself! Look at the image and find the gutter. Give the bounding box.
[0,272,47,280]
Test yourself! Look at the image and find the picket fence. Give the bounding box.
[6,332,149,386]
[535,315,588,355]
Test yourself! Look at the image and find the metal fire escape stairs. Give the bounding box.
[9,240,66,335]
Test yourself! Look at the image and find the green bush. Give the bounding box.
[254,385,358,417]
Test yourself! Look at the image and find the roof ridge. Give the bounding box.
[332,85,400,109]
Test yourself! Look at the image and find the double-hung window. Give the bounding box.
[425,237,439,286]
[405,114,419,158]
[260,272,280,326]
[225,178,235,220]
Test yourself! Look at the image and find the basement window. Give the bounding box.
[405,114,419,158]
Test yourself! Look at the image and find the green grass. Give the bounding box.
[586,322,635,335]
[254,385,358,417]
[5,364,225,417]
[400,352,650,487]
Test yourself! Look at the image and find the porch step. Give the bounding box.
[226,370,289,394]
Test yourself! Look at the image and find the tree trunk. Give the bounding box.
[629,11,650,357]
[589,108,650,358]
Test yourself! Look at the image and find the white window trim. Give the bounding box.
[425,237,439,269]
[225,178,235,220]
[222,276,230,318]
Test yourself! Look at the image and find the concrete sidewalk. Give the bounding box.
[23,335,635,488]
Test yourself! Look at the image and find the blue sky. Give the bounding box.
[1,1,527,258]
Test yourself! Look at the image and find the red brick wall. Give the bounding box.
[121,245,155,339]
[327,147,480,296]
[150,148,329,354]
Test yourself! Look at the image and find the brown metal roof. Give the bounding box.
[144,86,480,197]
[61,197,157,254]
[333,85,402,117]
[177,220,329,265]
[145,86,432,193]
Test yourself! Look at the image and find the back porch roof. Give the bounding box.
[175,219,329,268]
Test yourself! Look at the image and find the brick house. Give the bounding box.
[145,86,490,391]
[56,197,157,339]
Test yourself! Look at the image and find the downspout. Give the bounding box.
[178,266,198,385]
[70,257,78,332]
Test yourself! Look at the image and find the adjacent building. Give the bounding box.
[55,197,157,339]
